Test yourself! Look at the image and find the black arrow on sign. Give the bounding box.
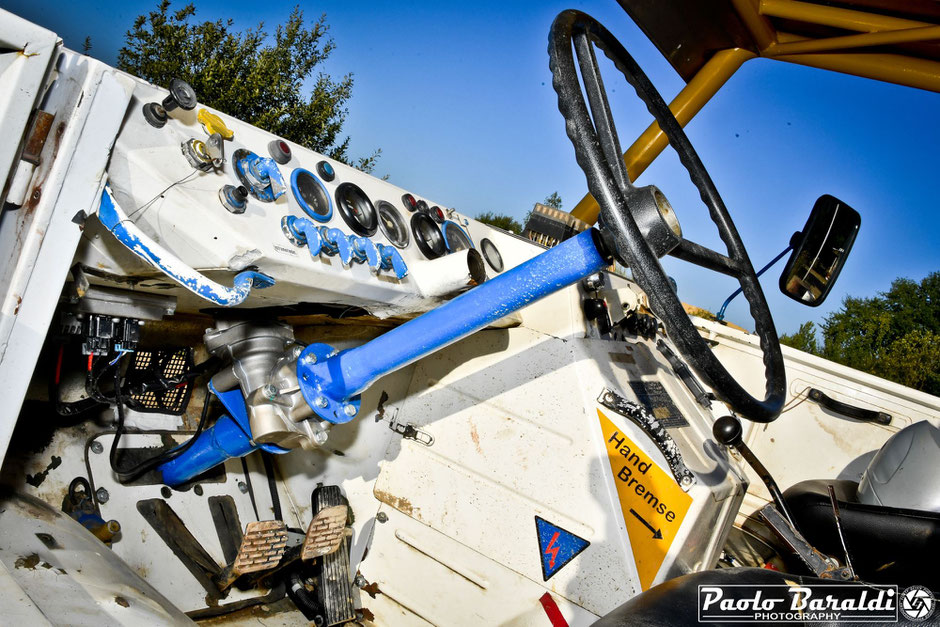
[630,508,663,540]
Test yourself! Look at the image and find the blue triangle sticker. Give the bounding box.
[535,516,590,581]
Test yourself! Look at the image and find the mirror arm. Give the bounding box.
[716,243,793,322]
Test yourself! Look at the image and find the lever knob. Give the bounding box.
[713,415,743,447]
[349,236,380,272]
[377,244,408,279]
[320,227,353,265]
[162,78,197,112]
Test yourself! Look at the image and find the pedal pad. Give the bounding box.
[302,505,347,560]
[234,520,289,575]
[313,486,355,626]
[124,348,194,415]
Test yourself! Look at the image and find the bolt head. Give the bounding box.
[237,481,248,493]
[304,353,317,365]
[95,488,109,504]
[315,396,329,408]
[90,441,103,454]
[262,384,278,400]
[376,512,388,523]
[290,345,304,360]
[313,430,329,445]
[343,403,357,417]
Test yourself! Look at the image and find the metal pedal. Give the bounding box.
[302,505,347,560]
[313,486,355,626]
[234,520,289,574]
[215,520,288,590]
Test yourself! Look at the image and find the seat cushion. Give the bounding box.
[783,479,939,591]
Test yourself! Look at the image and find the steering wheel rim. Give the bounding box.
[548,10,786,422]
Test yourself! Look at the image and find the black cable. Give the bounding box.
[261,452,283,521]
[109,365,213,484]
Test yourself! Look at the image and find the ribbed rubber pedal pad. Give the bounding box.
[312,486,355,626]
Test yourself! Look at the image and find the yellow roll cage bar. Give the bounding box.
[570,0,940,224]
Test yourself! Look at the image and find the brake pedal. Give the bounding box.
[216,520,288,589]
[312,486,355,626]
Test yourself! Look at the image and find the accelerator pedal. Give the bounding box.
[311,486,355,626]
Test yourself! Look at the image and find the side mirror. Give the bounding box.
[779,195,860,307]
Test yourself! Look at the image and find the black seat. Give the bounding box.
[783,479,940,592]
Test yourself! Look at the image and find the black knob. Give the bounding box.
[713,415,743,447]
[162,78,197,112]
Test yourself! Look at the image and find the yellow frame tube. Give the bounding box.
[766,25,940,55]
[569,47,755,224]
[773,47,940,93]
[759,0,933,33]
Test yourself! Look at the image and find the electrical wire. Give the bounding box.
[126,169,200,220]
[109,364,213,484]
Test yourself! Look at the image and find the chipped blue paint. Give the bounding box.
[97,186,275,307]
[297,228,608,422]
[234,150,286,202]
[285,215,326,257]
[156,381,289,486]
[349,235,380,271]
[377,244,408,279]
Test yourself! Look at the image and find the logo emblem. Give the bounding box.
[534,516,589,581]
[900,585,935,622]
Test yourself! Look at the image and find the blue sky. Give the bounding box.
[5,0,938,335]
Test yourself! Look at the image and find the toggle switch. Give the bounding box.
[319,227,353,265]
[349,236,380,272]
[377,243,408,279]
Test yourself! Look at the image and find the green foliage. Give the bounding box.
[780,321,820,355]
[543,192,562,209]
[783,272,939,395]
[475,211,522,234]
[118,0,379,172]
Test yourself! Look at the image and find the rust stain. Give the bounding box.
[361,607,376,621]
[361,582,382,599]
[114,596,130,608]
[374,488,419,519]
[13,295,22,315]
[469,420,482,455]
[15,554,40,570]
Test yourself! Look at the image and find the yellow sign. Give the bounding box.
[598,409,692,590]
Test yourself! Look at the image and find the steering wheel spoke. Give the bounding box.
[670,238,741,278]
[549,10,786,422]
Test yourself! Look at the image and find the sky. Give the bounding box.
[4,0,938,335]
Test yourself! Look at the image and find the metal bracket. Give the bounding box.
[389,419,434,446]
[760,504,853,581]
[598,387,695,490]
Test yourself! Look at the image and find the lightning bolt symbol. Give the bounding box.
[544,531,561,568]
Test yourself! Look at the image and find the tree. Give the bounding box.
[82,36,93,54]
[780,321,820,355]
[783,272,939,395]
[543,192,562,210]
[118,1,379,172]
[475,211,522,234]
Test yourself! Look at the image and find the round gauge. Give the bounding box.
[480,238,504,272]
[429,205,446,223]
[377,201,409,248]
[441,220,472,253]
[290,168,332,222]
[415,199,429,213]
[411,212,446,259]
[401,193,418,212]
[335,182,377,236]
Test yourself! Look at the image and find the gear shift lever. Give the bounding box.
[713,415,797,529]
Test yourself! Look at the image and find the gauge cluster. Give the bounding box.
[85,78,535,316]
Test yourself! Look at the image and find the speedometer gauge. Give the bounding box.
[411,212,446,259]
[335,182,378,236]
[291,168,332,221]
[377,201,409,248]
[441,220,472,252]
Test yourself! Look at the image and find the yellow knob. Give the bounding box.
[197,109,234,140]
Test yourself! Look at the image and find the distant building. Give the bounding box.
[523,203,590,248]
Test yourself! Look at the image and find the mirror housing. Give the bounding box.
[779,195,860,307]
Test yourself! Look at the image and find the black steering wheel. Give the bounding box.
[549,10,786,422]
